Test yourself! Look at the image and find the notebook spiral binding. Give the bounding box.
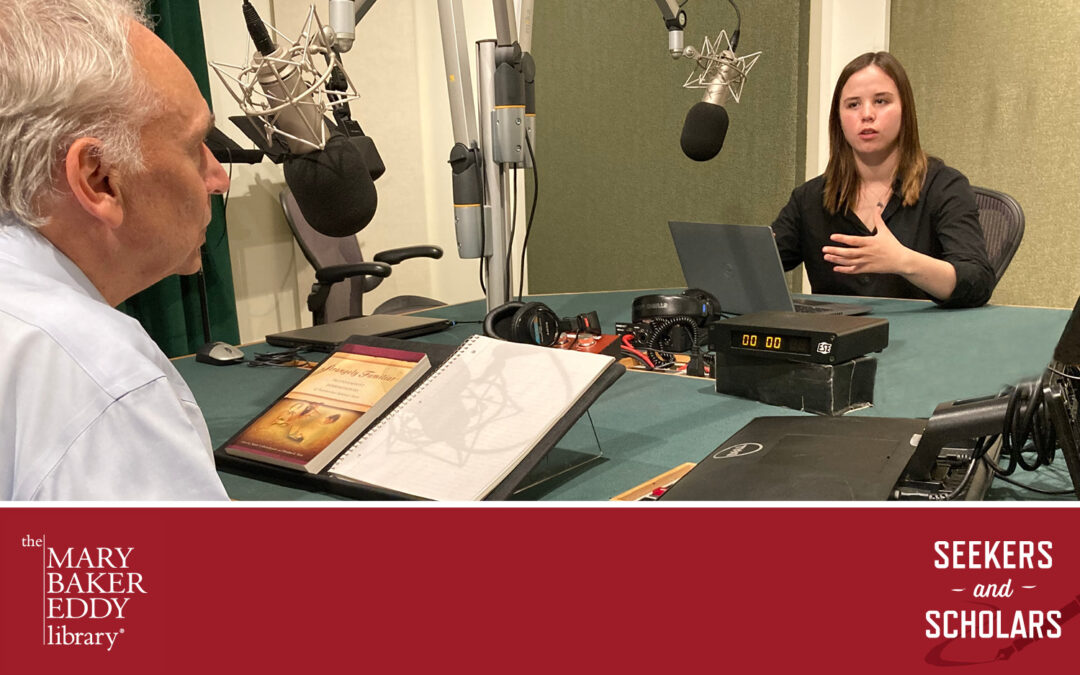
[331,334,482,468]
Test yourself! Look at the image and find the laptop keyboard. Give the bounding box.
[791,299,872,316]
[793,303,834,313]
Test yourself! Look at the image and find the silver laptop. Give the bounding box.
[668,221,872,316]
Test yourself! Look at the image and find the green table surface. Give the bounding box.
[173,291,1076,501]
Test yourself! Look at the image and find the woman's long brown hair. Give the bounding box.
[823,52,927,215]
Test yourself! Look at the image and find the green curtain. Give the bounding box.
[117,0,240,356]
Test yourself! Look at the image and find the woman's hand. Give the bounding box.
[822,210,913,275]
[822,210,958,301]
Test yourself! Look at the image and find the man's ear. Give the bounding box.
[63,138,123,229]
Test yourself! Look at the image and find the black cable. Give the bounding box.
[477,148,487,295]
[479,247,486,293]
[934,434,1002,501]
[727,0,742,51]
[248,346,313,368]
[214,145,234,249]
[995,373,1058,475]
[242,0,276,55]
[980,457,1077,496]
[620,349,654,369]
[899,364,1079,500]
[967,368,1080,498]
[518,133,538,301]
[645,316,702,369]
[943,452,981,501]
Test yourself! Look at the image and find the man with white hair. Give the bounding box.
[0,0,231,499]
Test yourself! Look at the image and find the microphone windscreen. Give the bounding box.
[283,133,378,237]
[680,102,729,162]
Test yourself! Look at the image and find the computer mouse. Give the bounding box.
[195,341,245,366]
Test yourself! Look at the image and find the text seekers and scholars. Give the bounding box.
[926,540,1063,640]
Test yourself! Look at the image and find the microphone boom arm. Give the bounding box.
[654,0,687,58]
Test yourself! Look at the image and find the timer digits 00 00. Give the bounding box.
[730,331,813,355]
[710,312,889,364]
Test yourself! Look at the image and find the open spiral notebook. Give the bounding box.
[328,334,619,500]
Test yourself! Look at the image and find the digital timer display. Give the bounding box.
[710,312,888,364]
[730,331,813,355]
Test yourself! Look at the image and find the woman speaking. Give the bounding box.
[771,52,995,308]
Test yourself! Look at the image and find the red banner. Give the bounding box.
[2,507,1077,673]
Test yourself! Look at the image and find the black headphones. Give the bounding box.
[631,288,721,325]
[483,301,601,346]
[626,288,721,356]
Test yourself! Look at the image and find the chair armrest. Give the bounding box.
[308,263,392,322]
[315,262,392,285]
[373,245,444,266]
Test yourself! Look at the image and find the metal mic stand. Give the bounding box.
[348,0,535,312]
[436,0,534,312]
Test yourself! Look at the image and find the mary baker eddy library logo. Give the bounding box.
[22,534,148,652]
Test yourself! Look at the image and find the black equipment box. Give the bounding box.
[714,351,877,415]
[709,311,889,365]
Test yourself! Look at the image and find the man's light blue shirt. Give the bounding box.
[0,218,228,500]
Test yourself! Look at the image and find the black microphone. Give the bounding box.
[680,102,729,161]
[283,134,379,237]
[680,55,738,161]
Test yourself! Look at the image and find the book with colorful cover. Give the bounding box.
[224,343,430,473]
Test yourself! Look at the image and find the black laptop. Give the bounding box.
[660,416,925,500]
[265,314,452,351]
[669,221,872,316]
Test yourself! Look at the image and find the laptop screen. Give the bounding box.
[668,221,796,316]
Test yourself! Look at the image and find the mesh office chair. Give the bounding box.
[280,189,446,325]
[971,186,1025,282]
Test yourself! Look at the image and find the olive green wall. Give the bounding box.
[890,0,1080,309]
[529,1,809,294]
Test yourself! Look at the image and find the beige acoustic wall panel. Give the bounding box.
[891,0,1080,308]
